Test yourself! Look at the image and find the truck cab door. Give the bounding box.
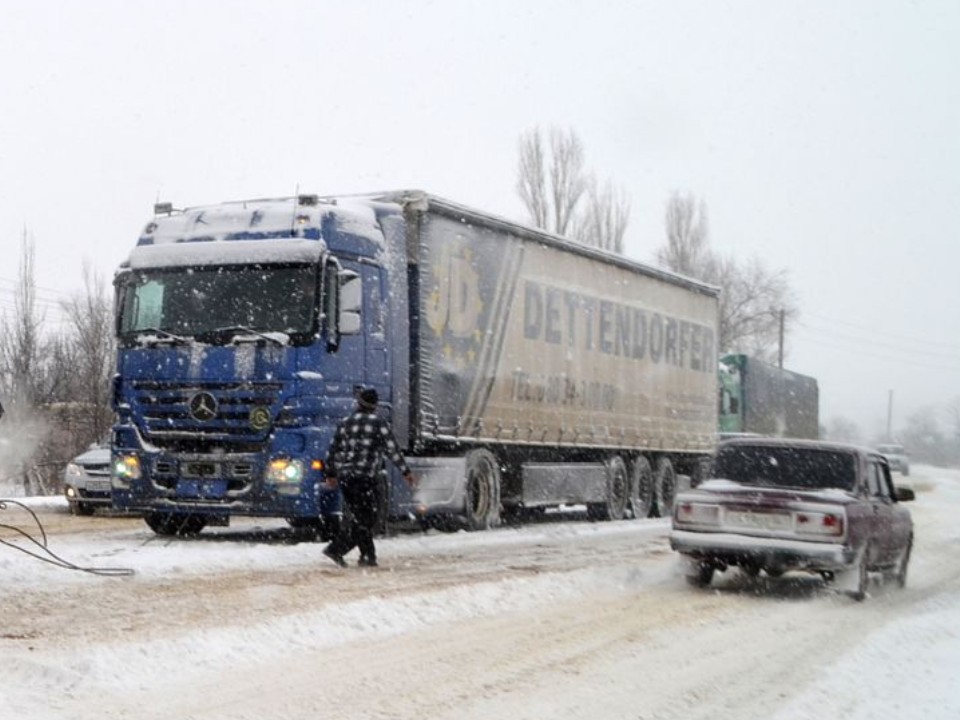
[362,264,389,392]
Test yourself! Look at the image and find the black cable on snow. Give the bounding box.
[0,498,136,577]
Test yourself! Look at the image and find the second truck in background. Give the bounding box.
[718,353,819,440]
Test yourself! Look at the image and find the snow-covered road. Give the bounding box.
[2,466,959,719]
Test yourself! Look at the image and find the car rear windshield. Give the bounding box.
[713,445,856,491]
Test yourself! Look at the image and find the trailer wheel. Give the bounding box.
[654,457,677,518]
[464,449,501,530]
[630,456,655,519]
[588,456,629,521]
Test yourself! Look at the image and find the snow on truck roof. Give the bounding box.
[125,195,385,269]
[122,190,718,297]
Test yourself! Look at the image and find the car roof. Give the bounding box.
[717,436,876,458]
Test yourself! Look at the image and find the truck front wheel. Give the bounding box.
[145,512,207,536]
[464,449,501,530]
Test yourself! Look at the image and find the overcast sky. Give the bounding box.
[1,0,958,437]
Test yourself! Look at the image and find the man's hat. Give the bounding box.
[358,387,378,410]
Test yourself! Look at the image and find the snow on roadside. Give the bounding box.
[3,466,960,719]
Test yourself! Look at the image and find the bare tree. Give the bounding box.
[516,128,549,229]
[59,262,115,445]
[547,128,589,236]
[655,193,797,363]
[824,415,862,443]
[715,256,797,364]
[657,192,713,278]
[900,407,948,466]
[574,180,631,254]
[0,231,54,494]
[0,230,45,405]
[516,126,629,252]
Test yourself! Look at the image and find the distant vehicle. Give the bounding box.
[64,443,113,515]
[718,354,819,439]
[876,443,910,476]
[669,437,915,601]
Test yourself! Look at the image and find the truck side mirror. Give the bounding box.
[339,271,362,336]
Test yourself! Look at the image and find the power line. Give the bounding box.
[793,328,960,374]
[797,320,960,362]
[803,311,960,352]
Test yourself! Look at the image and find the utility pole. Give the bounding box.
[777,309,785,369]
[886,389,894,440]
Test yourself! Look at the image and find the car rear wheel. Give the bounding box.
[894,538,912,588]
[848,551,869,601]
[685,562,715,587]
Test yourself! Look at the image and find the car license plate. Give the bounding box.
[726,510,792,531]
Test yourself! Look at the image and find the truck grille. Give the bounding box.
[131,380,282,450]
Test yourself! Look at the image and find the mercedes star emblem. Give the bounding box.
[188,392,219,422]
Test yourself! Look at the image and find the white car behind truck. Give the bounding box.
[64,443,113,515]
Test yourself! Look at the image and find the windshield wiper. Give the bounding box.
[210,325,287,346]
[138,327,193,346]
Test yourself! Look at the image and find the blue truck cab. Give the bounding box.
[110,194,413,536]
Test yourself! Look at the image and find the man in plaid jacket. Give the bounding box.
[322,388,416,568]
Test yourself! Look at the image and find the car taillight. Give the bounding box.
[795,510,844,537]
[675,502,720,526]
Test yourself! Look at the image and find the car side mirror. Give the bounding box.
[895,485,915,502]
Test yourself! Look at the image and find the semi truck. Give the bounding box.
[110,191,719,536]
[718,353,819,440]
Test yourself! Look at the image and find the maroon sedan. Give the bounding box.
[669,438,915,600]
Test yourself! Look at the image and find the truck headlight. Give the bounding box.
[112,454,142,487]
[65,462,84,478]
[266,458,305,494]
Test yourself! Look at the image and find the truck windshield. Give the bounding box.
[713,445,856,491]
[117,264,318,343]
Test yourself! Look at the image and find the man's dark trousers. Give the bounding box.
[328,473,378,561]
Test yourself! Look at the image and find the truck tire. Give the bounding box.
[464,449,501,530]
[654,457,677,518]
[587,456,629,521]
[72,500,95,516]
[630,456,655,519]
[145,512,207,536]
